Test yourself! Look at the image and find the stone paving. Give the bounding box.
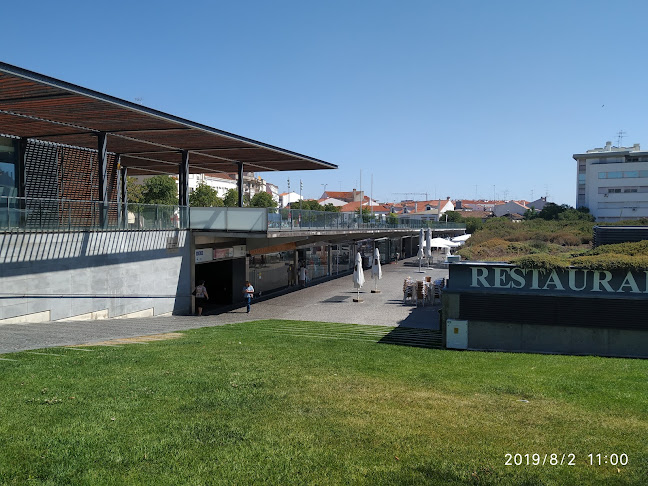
[0,257,448,354]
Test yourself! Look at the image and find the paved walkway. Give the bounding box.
[0,257,447,354]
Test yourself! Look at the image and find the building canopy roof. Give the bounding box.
[0,62,337,176]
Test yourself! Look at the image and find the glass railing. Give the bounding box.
[267,208,465,231]
[0,197,465,233]
[0,196,187,231]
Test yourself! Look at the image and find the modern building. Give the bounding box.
[573,141,648,222]
[0,62,464,323]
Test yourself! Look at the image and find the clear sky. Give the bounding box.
[3,0,647,205]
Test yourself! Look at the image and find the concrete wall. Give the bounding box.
[0,230,191,322]
[465,320,648,358]
[442,292,648,358]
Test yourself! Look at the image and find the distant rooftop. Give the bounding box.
[585,141,641,154]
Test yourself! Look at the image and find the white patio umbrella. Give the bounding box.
[352,251,365,302]
[425,228,432,267]
[428,237,453,248]
[452,233,471,242]
[417,228,425,273]
[371,247,382,293]
[451,233,472,243]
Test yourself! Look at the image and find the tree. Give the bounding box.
[387,212,399,225]
[189,182,223,207]
[355,206,371,223]
[299,199,323,211]
[323,203,341,212]
[250,191,277,208]
[141,175,178,205]
[223,189,239,207]
[443,211,464,223]
[126,176,143,204]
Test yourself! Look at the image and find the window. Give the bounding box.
[608,188,621,193]
[623,188,638,193]
[624,171,638,178]
[0,136,18,197]
[607,171,623,179]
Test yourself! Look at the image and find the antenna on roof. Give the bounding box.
[617,130,626,147]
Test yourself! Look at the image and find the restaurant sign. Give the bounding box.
[450,263,648,296]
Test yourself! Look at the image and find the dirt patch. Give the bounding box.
[70,332,185,347]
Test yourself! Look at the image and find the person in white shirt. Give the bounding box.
[243,281,255,313]
[299,264,308,288]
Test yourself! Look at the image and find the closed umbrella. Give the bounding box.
[352,252,365,302]
[417,228,425,273]
[426,228,432,267]
[451,233,472,243]
[371,247,382,293]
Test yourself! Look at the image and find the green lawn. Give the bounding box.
[0,320,646,485]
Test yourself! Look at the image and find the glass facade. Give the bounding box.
[302,246,329,280]
[248,250,295,295]
[0,136,17,197]
[330,245,351,275]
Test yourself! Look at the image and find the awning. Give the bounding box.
[0,62,337,176]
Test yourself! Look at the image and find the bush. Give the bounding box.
[571,254,648,272]
[509,254,570,271]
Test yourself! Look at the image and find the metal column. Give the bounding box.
[97,132,108,228]
[237,161,244,207]
[115,155,122,228]
[179,150,189,226]
[16,138,28,227]
[120,165,128,229]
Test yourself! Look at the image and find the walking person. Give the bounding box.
[299,263,308,288]
[193,280,208,316]
[243,281,255,313]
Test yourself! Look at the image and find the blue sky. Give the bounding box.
[3,1,647,205]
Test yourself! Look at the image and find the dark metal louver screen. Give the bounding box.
[24,141,59,227]
[459,293,648,331]
[593,226,648,247]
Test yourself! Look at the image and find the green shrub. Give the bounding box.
[585,240,648,257]
[508,254,570,271]
[571,254,648,271]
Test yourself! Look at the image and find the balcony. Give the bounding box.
[0,197,465,234]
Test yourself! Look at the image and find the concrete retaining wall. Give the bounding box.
[0,230,191,322]
[442,292,648,358]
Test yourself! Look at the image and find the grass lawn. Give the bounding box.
[1,320,647,485]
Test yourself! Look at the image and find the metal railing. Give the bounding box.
[267,208,465,231]
[0,196,187,231]
[0,196,465,233]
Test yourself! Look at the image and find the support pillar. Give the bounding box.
[179,150,189,227]
[237,161,244,207]
[16,138,28,227]
[97,132,108,228]
[120,165,128,229]
[116,155,122,228]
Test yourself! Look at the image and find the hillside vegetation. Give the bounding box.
[456,218,648,270]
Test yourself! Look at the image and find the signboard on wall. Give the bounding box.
[213,248,234,260]
[449,262,648,297]
[249,241,297,256]
[195,249,213,263]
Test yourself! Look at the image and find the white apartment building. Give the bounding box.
[573,142,648,222]
[188,173,237,198]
